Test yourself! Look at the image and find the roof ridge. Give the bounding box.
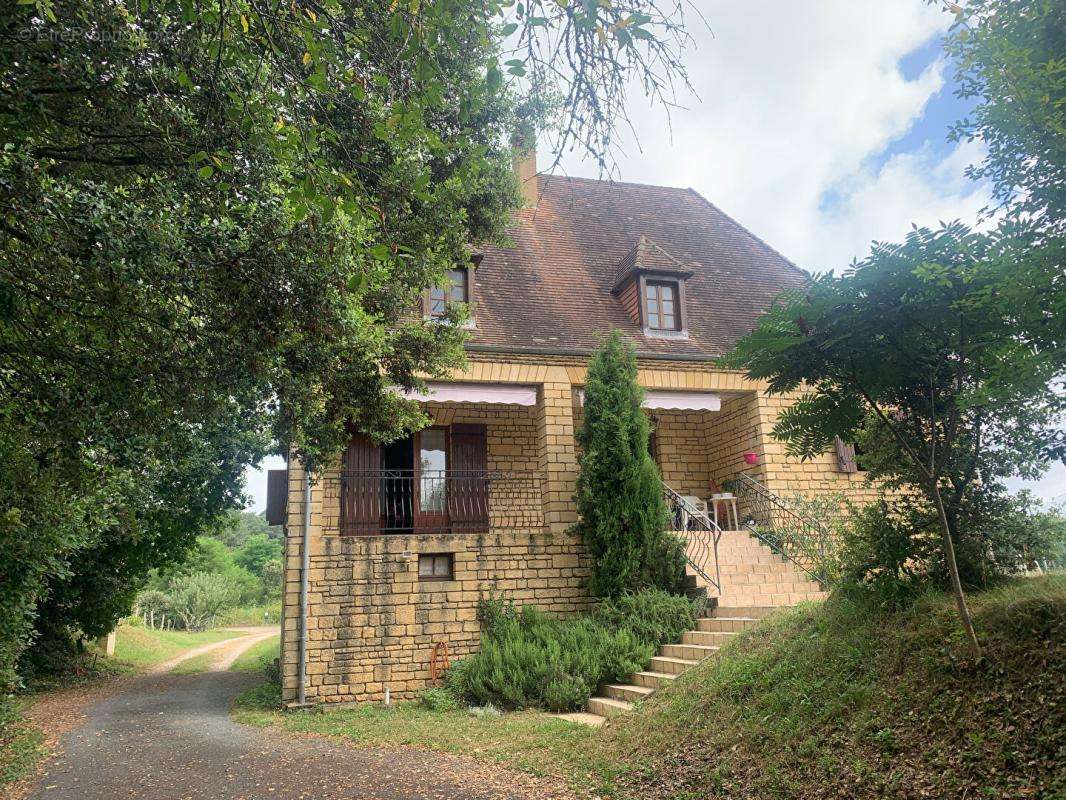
[539,173,694,193]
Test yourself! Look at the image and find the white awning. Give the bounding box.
[643,390,721,411]
[394,382,538,406]
[576,389,721,412]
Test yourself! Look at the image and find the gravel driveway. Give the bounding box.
[25,668,573,800]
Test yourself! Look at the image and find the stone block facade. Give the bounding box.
[280,353,880,706]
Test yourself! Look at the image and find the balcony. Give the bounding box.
[330,469,544,535]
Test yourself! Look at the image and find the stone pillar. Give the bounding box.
[535,369,580,533]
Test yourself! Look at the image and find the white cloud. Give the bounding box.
[810,138,989,270]
[555,0,990,272]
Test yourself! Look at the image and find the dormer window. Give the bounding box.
[644,280,680,331]
[427,267,470,318]
[611,235,692,339]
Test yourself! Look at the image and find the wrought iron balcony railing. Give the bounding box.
[329,469,544,535]
[663,483,723,595]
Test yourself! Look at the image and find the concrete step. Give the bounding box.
[603,683,654,703]
[713,606,779,618]
[719,593,825,606]
[697,616,760,633]
[630,670,678,689]
[587,696,632,718]
[682,629,738,647]
[660,642,720,661]
[649,655,698,675]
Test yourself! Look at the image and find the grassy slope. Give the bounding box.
[605,575,1065,800]
[228,634,279,673]
[111,624,244,669]
[232,576,1064,799]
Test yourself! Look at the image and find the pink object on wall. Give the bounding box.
[743,451,759,465]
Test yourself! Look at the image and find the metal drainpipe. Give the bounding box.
[297,465,312,706]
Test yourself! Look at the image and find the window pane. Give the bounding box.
[647,311,661,329]
[645,283,658,302]
[434,555,450,576]
[429,286,446,315]
[660,284,675,304]
[448,269,467,303]
[419,430,447,512]
[661,297,674,314]
[661,310,676,329]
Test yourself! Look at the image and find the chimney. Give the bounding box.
[511,134,538,209]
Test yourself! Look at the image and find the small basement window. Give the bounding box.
[418,553,455,581]
[428,267,469,317]
[644,280,681,331]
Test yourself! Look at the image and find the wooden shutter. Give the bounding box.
[340,433,381,534]
[834,436,858,474]
[448,423,489,531]
[265,469,288,526]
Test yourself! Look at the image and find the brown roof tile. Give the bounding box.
[468,175,807,359]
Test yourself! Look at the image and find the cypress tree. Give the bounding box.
[574,331,687,598]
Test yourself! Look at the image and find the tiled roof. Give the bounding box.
[468,175,807,359]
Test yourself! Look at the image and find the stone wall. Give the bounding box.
[282,527,590,705]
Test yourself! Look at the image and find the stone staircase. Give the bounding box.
[703,530,826,607]
[576,530,826,725]
[583,604,776,721]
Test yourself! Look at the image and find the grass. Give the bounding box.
[603,574,1065,800]
[233,700,613,793]
[232,575,1064,800]
[111,624,244,669]
[218,603,282,627]
[228,635,279,673]
[0,697,44,791]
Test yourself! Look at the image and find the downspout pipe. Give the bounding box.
[297,464,312,706]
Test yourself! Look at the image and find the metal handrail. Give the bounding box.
[662,483,723,594]
[729,473,832,586]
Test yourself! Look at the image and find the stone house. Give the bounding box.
[269,152,878,707]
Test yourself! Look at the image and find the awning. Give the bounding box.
[577,389,721,412]
[394,382,538,406]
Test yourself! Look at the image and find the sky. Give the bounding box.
[243,0,1064,511]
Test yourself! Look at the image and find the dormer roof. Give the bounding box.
[613,235,694,292]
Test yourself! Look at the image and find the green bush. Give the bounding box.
[593,589,703,647]
[459,599,655,712]
[420,686,464,712]
[166,572,239,631]
[838,492,1066,610]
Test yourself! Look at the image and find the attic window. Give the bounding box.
[645,280,681,331]
[428,267,469,318]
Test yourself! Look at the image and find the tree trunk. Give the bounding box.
[930,480,981,659]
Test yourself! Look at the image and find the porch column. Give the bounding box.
[535,369,580,533]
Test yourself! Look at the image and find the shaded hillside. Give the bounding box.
[601,576,1064,800]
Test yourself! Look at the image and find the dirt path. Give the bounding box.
[22,669,573,800]
[150,626,278,673]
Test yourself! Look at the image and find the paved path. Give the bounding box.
[26,664,572,800]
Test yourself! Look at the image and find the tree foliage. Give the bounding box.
[0,0,695,684]
[945,0,1065,230]
[574,332,687,598]
[729,221,1065,655]
[166,572,240,632]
